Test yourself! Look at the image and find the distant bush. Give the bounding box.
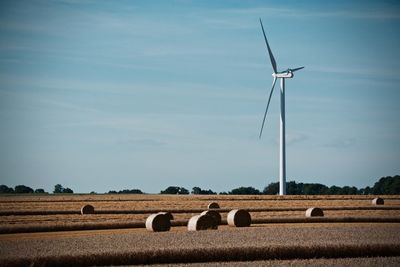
[62,188,73,193]
[191,187,217,195]
[107,189,143,194]
[34,189,47,194]
[160,186,189,195]
[229,187,260,195]
[0,185,47,194]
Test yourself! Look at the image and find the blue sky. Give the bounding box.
[0,0,399,193]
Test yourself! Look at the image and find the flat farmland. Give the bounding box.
[0,194,399,266]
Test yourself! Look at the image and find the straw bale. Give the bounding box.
[157,211,174,220]
[188,214,218,231]
[146,213,171,232]
[80,204,95,215]
[200,210,221,225]
[207,202,220,209]
[372,197,384,205]
[305,207,324,217]
[227,209,251,227]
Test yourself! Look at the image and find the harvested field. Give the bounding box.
[145,257,400,267]
[0,194,399,233]
[1,195,399,213]
[1,224,399,266]
[0,194,399,265]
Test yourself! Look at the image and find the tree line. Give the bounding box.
[1,175,399,195]
[0,184,73,194]
[156,176,399,195]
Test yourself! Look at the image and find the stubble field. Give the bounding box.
[0,194,399,266]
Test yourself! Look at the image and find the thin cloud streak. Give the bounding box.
[308,65,399,78]
[218,6,400,20]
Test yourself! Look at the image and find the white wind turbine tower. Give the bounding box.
[258,19,304,195]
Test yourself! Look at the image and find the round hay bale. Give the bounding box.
[188,214,218,231]
[305,207,324,217]
[227,209,251,227]
[157,211,174,220]
[372,197,384,205]
[200,210,221,225]
[207,202,220,209]
[146,213,171,232]
[81,204,95,215]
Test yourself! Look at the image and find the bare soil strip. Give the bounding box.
[1,216,400,234]
[0,225,399,266]
[1,206,399,216]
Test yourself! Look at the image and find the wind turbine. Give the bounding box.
[258,19,304,195]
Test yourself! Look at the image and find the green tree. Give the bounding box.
[54,184,64,193]
[303,183,328,195]
[160,186,189,194]
[34,189,46,194]
[0,185,14,194]
[160,186,180,194]
[14,185,34,194]
[63,187,73,194]
[287,181,303,195]
[372,176,400,194]
[119,189,143,194]
[229,186,260,195]
[53,184,73,194]
[191,187,216,195]
[191,187,202,194]
[327,185,341,195]
[263,182,279,195]
[363,186,372,195]
[178,187,189,195]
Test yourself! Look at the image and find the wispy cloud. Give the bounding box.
[218,6,400,20]
[116,138,166,149]
[325,137,357,148]
[287,133,309,145]
[308,65,398,78]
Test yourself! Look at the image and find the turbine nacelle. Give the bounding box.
[272,72,293,78]
[272,67,304,79]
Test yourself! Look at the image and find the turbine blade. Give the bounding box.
[291,66,304,72]
[259,77,277,139]
[259,19,277,74]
